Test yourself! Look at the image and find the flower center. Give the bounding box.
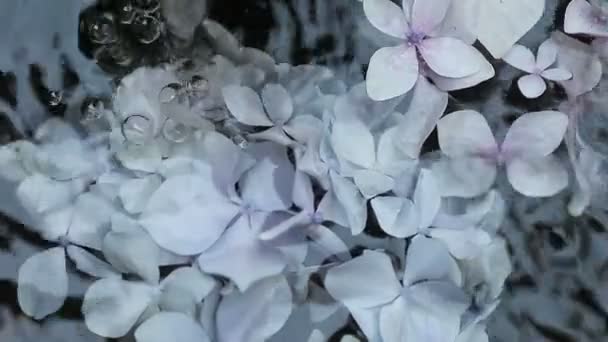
[406,31,425,47]
[309,212,324,225]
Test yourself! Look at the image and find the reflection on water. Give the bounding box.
[0,0,607,341]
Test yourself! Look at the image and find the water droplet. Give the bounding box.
[162,118,190,143]
[133,0,160,12]
[122,114,153,145]
[132,14,162,44]
[81,98,105,122]
[188,75,209,93]
[106,43,133,66]
[159,83,183,103]
[88,14,117,44]
[48,91,63,106]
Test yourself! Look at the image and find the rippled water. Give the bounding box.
[0,0,607,341]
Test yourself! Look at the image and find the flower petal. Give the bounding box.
[437,110,497,157]
[379,297,408,342]
[428,51,495,91]
[83,278,156,338]
[325,250,401,308]
[517,74,547,99]
[331,117,376,169]
[541,68,573,81]
[429,227,492,260]
[16,174,82,215]
[420,37,481,78]
[66,245,119,279]
[565,0,608,37]
[363,0,409,38]
[501,111,568,158]
[366,45,419,101]
[506,155,569,197]
[536,39,558,70]
[329,172,367,235]
[413,169,441,230]
[135,312,210,342]
[18,247,68,319]
[66,193,116,250]
[353,169,394,198]
[197,216,287,291]
[502,44,536,73]
[403,236,462,286]
[432,157,497,198]
[411,0,451,33]
[222,85,273,126]
[371,196,418,238]
[216,276,292,342]
[119,175,162,214]
[102,229,161,284]
[261,83,294,125]
[240,158,292,212]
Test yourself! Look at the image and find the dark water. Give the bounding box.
[0,0,606,341]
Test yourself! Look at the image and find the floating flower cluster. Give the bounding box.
[0,0,605,340]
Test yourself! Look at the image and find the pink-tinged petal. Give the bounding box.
[541,68,573,81]
[436,0,479,44]
[427,51,495,91]
[477,0,544,58]
[419,37,481,77]
[506,156,569,197]
[551,31,602,98]
[565,0,608,37]
[366,45,419,101]
[502,44,536,73]
[363,0,409,38]
[536,39,558,70]
[517,74,547,99]
[431,157,497,198]
[411,0,451,34]
[501,111,568,158]
[437,110,497,157]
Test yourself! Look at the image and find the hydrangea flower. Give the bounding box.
[503,40,573,98]
[435,110,569,197]
[363,0,492,100]
[565,0,608,37]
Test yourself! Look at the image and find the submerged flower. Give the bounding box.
[363,0,491,100]
[503,40,573,98]
[435,110,570,197]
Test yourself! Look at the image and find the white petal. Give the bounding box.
[261,83,293,124]
[420,37,481,78]
[308,330,326,342]
[517,74,546,99]
[413,169,441,230]
[353,169,394,198]
[541,68,573,81]
[429,227,492,259]
[160,266,216,304]
[83,278,156,338]
[119,175,162,214]
[240,158,292,212]
[366,45,419,101]
[38,207,73,242]
[18,247,68,319]
[116,143,163,173]
[379,297,407,342]
[66,245,119,279]
[396,76,448,159]
[330,117,375,169]
[501,110,568,158]
[411,0,451,33]
[404,236,462,286]
[325,250,401,308]
[103,229,161,284]
[477,0,544,58]
[351,307,382,341]
[248,126,294,146]
[197,216,286,291]
[316,190,350,228]
[135,312,210,342]
[201,132,256,192]
[292,171,315,213]
[436,0,479,44]
[66,193,115,250]
[222,85,273,126]
[0,145,27,182]
[283,114,324,143]
[506,155,569,197]
[551,31,602,98]
[536,39,558,70]
[371,196,418,238]
[216,276,292,342]
[565,0,608,37]
[307,224,352,261]
[502,44,536,73]
[432,157,497,198]
[363,0,409,38]
[140,200,239,255]
[456,323,489,342]
[437,110,497,157]
[329,172,367,235]
[16,175,82,215]
[428,51,495,91]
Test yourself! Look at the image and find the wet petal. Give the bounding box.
[517,74,546,99]
[366,45,419,101]
[420,37,481,77]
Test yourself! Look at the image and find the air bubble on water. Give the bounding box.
[133,14,162,44]
[159,83,183,103]
[48,91,63,106]
[88,13,117,44]
[162,118,190,143]
[121,114,154,145]
[119,3,136,24]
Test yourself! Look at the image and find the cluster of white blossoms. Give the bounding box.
[0,0,606,341]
